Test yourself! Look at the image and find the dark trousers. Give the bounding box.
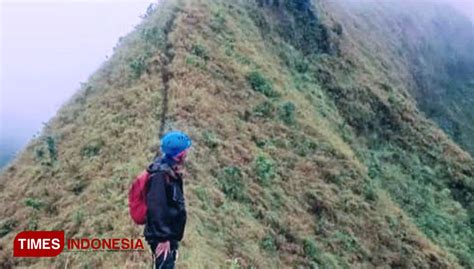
[149,241,177,269]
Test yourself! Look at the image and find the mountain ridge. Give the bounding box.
[1,0,473,268]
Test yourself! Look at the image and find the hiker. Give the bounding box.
[144,131,192,269]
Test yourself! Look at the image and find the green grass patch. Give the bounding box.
[129,55,148,79]
[0,219,18,238]
[191,43,210,61]
[81,138,105,158]
[247,71,279,97]
[25,197,43,211]
[202,130,219,149]
[254,154,276,186]
[260,233,278,253]
[217,166,248,202]
[278,101,296,125]
[253,100,275,119]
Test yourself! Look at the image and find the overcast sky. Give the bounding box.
[0,0,473,164]
[444,0,474,20]
[0,0,153,159]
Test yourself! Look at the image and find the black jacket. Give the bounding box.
[144,161,187,250]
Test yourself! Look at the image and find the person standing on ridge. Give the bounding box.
[144,131,192,269]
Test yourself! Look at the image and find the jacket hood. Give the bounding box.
[147,157,182,180]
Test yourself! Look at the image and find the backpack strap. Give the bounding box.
[147,157,182,184]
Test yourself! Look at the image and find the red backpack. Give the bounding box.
[128,170,151,225]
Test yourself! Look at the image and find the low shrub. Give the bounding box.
[34,136,58,167]
[81,138,105,158]
[217,166,248,202]
[35,147,45,161]
[25,197,43,211]
[202,130,219,149]
[70,179,88,195]
[261,233,278,252]
[278,101,296,125]
[0,219,18,238]
[191,43,210,61]
[74,210,85,226]
[210,9,226,33]
[362,180,378,202]
[290,134,318,157]
[303,238,318,260]
[28,213,38,230]
[331,231,362,254]
[247,71,279,97]
[194,186,211,210]
[129,56,147,79]
[254,154,275,186]
[253,100,275,118]
[45,136,57,162]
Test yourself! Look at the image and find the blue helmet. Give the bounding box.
[160,131,192,157]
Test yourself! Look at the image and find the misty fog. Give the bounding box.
[1,1,153,167]
[439,0,474,21]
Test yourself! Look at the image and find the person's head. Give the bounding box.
[160,131,192,167]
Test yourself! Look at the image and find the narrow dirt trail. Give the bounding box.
[155,11,178,158]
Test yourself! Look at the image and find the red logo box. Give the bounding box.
[14,231,64,257]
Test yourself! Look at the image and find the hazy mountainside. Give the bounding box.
[1,0,473,268]
[1,138,27,170]
[327,0,474,156]
[0,142,17,169]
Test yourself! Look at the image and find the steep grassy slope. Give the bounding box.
[0,0,473,268]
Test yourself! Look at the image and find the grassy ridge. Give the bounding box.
[0,0,473,268]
